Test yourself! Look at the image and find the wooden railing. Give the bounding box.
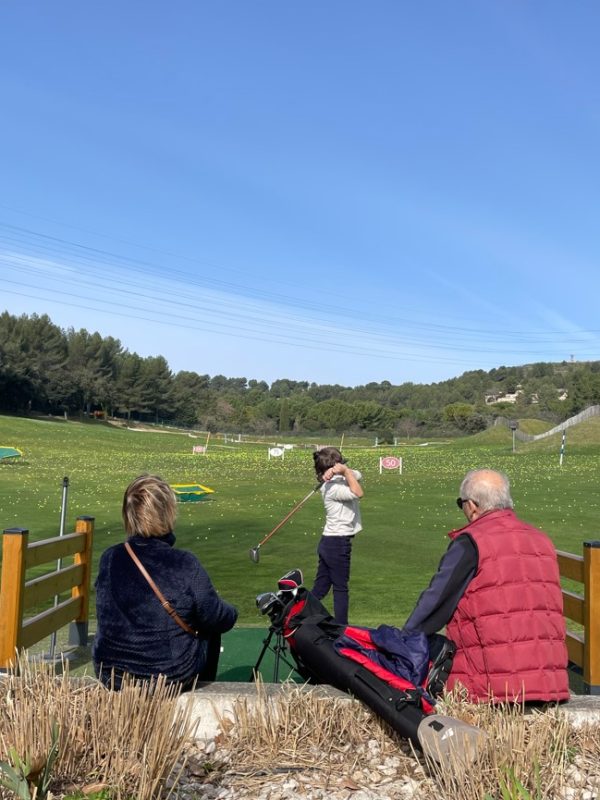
[0,516,94,668]
[557,540,600,695]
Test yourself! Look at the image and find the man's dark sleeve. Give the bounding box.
[403,534,478,636]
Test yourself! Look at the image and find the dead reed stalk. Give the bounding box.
[0,654,198,799]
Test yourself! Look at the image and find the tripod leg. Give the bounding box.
[274,640,280,683]
[250,628,275,681]
[271,632,301,683]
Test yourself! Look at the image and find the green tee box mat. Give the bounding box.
[170,483,215,503]
[0,446,22,462]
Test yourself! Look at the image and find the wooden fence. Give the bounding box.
[557,540,600,695]
[0,516,94,668]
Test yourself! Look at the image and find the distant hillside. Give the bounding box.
[515,416,600,452]
[2,310,600,437]
[515,405,600,442]
[515,419,554,435]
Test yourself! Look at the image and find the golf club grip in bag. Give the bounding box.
[291,623,427,748]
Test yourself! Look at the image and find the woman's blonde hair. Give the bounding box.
[122,474,178,538]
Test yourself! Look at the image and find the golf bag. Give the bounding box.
[281,588,456,749]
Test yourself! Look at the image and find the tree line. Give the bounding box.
[2,311,600,438]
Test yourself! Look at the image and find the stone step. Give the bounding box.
[179,682,600,741]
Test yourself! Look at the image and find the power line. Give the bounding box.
[2,218,597,340]
[3,287,493,365]
[3,217,600,372]
[2,258,594,359]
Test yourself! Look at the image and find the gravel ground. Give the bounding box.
[170,729,600,800]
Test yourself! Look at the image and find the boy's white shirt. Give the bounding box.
[320,469,363,536]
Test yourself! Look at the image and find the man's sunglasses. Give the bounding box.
[456,497,478,510]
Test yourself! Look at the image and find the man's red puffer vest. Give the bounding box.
[445,509,569,703]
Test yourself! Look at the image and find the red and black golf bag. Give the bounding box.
[280,587,456,750]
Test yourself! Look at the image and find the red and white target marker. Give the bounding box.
[379,455,403,474]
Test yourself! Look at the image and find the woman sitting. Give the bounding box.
[93,474,237,689]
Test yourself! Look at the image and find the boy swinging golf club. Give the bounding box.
[248,447,363,624]
[310,447,363,625]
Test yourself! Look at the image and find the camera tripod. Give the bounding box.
[250,624,300,683]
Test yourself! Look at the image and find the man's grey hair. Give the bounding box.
[459,469,513,512]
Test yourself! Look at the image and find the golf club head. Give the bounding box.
[256,591,281,614]
[278,568,304,591]
[249,546,260,563]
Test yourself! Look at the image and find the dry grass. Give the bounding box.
[0,655,198,799]
[427,693,571,799]
[2,661,599,799]
[214,682,423,795]
[214,683,600,799]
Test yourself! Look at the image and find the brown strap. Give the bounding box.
[124,541,198,637]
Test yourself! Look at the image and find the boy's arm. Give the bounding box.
[325,463,364,498]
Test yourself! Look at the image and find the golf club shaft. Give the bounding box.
[256,484,320,548]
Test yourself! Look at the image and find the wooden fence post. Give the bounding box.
[68,516,95,646]
[584,540,600,695]
[0,528,29,668]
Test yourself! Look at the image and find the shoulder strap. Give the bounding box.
[124,540,198,637]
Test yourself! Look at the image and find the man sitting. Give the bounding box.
[403,469,569,703]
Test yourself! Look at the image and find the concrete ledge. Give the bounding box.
[179,681,350,740]
[559,694,600,727]
[179,683,600,741]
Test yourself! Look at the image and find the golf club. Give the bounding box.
[249,485,320,563]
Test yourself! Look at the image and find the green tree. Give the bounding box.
[314,399,356,431]
[137,356,174,423]
[66,329,116,414]
[288,395,317,432]
[278,397,291,432]
[0,312,68,412]
[443,402,477,431]
[115,352,144,420]
[171,371,210,426]
[352,400,387,431]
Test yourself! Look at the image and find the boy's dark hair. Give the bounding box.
[313,447,346,481]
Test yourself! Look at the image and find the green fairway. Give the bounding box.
[0,414,598,629]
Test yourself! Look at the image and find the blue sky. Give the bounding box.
[2,1,600,386]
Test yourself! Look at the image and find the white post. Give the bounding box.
[379,457,383,475]
[48,476,69,660]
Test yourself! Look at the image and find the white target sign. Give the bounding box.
[379,456,403,474]
[268,447,285,460]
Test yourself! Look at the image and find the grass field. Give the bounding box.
[1,414,598,629]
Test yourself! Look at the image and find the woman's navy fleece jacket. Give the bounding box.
[93,532,237,686]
